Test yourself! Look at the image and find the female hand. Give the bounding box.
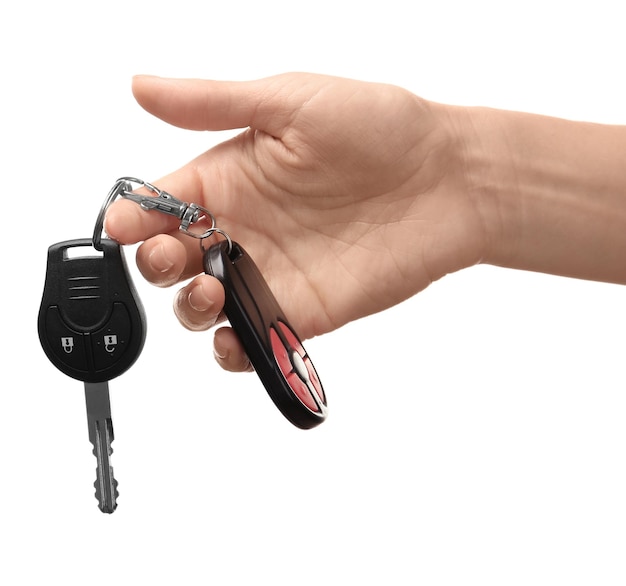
[105,72,489,371]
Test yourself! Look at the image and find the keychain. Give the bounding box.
[38,178,148,513]
[37,177,327,514]
[109,177,328,430]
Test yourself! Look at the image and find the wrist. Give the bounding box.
[453,106,626,284]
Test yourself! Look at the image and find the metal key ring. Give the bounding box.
[199,227,233,254]
[93,178,133,251]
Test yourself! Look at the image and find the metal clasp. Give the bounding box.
[93,177,222,250]
[118,177,217,239]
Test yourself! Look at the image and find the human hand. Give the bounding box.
[105,73,488,371]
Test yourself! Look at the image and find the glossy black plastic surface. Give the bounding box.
[38,238,146,383]
[204,240,327,429]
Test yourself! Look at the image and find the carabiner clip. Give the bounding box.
[119,178,196,220]
[118,177,217,240]
[93,177,219,250]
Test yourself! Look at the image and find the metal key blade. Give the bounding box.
[84,382,118,513]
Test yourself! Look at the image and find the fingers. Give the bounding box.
[173,277,252,372]
[213,326,253,373]
[173,273,226,332]
[134,233,203,287]
[131,73,320,138]
[138,242,253,373]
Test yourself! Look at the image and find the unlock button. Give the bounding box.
[44,307,89,375]
[92,303,131,372]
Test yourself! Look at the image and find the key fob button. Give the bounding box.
[44,307,90,375]
[270,326,317,411]
[304,358,324,401]
[91,302,132,372]
[270,324,325,413]
[275,321,326,404]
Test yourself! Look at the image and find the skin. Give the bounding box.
[105,72,626,372]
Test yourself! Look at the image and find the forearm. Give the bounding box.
[460,107,626,284]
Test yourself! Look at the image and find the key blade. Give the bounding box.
[91,418,118,514]
[85,382,118,513]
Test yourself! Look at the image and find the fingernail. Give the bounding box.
[213,337,228,360]
[149,243,174,273]
[213,348,227,361]
[188,285,214,312]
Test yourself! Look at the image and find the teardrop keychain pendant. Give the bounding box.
[204,239,327,429]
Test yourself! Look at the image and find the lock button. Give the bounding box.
[44,307,90,376]
[91,303,132,373]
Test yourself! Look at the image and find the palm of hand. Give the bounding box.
[110,73,483,339]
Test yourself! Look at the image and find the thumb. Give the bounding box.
[131,73,314,137]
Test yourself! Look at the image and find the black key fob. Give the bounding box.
[37,238,147,384]
[204,240,328,429]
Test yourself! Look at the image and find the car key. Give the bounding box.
[37,237,146,512]
[204,240,328,430]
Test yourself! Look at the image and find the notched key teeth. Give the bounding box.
[89,415,119,514]
[94,476,119,514]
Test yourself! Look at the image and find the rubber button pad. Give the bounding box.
[270,321,326,413]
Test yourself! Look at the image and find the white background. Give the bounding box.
[2,1,625,584]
